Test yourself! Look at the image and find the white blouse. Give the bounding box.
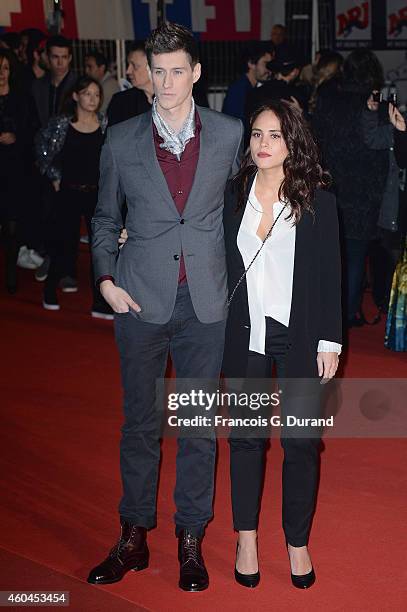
[236,174,342,356]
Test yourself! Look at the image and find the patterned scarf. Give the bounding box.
[152,97,196,159]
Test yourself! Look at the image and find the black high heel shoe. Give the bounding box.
[287,543,316,589]
[234,542,260,588]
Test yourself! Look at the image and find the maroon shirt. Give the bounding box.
[153,112,201,284]
[98,112,201,287]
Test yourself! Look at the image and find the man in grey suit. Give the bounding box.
[87,23,243,591]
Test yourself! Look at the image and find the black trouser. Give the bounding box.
[229,317,321,547]
[114,283,226,537]
[45,186,105,309]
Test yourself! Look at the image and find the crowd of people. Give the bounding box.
[0,25,406,346]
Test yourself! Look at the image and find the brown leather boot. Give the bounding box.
[87,522,149,584]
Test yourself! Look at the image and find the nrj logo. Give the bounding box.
[388,6,407,38]
[337,1,369,38]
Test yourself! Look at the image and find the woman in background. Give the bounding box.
[36,75,112,318]
[0,48,38,293]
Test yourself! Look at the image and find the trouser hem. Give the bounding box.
[119,515,156,530]
[175,524,206,538]
[233,523,258,531]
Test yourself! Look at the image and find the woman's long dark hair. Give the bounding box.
[234,99,330,222]
[0,48,21,92]
[61,75,103,121]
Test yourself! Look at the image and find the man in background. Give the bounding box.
[222,41,273,124]
[107,42,153,126]
[245,56,306,128]
[85,50,119,112]
[31,35,76,127]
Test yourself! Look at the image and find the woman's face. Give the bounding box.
[0,58,10,87]
[73,82,101,113]
[250,110,288,172]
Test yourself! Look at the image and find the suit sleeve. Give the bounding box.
[361,109,393,150]
[91,129,125,282]
[394,128,407,168]
[230,120,244,178]
[317,193,342,344]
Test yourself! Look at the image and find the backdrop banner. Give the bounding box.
[0,0,285,41]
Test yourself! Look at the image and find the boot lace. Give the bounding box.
[182,533,201,566]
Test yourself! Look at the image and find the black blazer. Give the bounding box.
[107,87,152,127]
[31,71,77,128]
[222,178,342,379]
[106,86,209,127]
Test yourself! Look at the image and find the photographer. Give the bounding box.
[362,94,405,315]
[312,48,388,328]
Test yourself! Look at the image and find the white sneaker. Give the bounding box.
[17,246,36,269]
[17,246,44,269]
[43,301,60,311]
[91,310,114,320]
[28,249,44,267]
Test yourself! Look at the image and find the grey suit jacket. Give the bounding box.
[92,106,243,324]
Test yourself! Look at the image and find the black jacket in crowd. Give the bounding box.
[312,78,388,241]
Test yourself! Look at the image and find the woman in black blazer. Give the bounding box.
[222,100,342,589]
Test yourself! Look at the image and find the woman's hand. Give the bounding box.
[389,104,406,131]
[367,92,379,112]
[0,132,16,145]
[317,351,339,383]
[52,179,61,192]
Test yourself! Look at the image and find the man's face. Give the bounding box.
[252,52,273,82]
[48,46,71,78]
[126,50,150,89]
[150,50,200,112]
[85,56,104,81]
[271,26,286,46]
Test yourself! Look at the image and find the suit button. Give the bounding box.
[173,254,180,260]
[180,219,185,224]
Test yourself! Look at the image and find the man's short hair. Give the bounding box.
[268,57,301,77]
[241,41,274,74]
[85,49,108,71]
[46,35,72,55]
[145,22,199,67]
[127,41,146,56]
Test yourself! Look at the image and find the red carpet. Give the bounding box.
[1,251,406,611]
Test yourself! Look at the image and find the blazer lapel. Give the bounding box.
[233,173,256,239]
[182,109,216,215]
[135,112,179,216]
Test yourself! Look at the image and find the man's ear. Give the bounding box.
[192,62,201,84]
